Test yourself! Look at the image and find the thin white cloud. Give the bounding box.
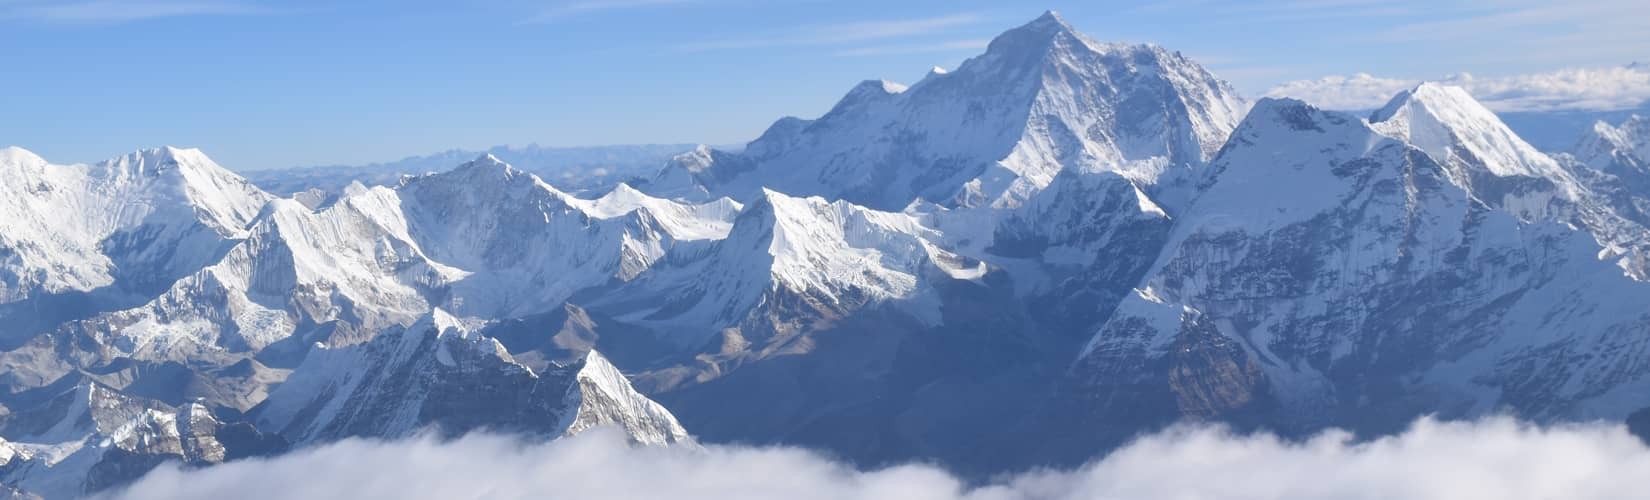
[832,39,990,58]
[1265,65,1650,112]
[0,0,269,23]
[1373,0,1650,67]
[1378,0,1649,43]
[105,417,1650,500]
[678,13,984,52]
[528,0,697,23]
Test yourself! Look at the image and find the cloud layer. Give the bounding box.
[1266,66,1650,112]
[105,417,1650,500]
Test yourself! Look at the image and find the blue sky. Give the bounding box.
[3,0,1647,170]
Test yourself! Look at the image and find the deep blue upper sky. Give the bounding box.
[3,0,1646,170]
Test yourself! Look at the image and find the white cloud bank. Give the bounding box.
[1266,65,1650,112]
[104,417,1650,500]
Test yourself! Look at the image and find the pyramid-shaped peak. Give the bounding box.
[1369,83,1573,180]
[450,152,522,177]
[989,10,1084,50]
[1025,10,1074,32]
[1369,82,1482,124]
[469,153,510,168]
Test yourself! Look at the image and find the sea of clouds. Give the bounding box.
[1267,65,1650,112]
[103,417,1650,500]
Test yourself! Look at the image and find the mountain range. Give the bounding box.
[245,143,703,208]
[4,11,1650,498]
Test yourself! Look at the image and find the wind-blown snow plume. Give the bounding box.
[106,418,1650,500]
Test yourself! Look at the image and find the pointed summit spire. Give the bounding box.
[993,10,1079,44]
[1368,82,1571,180]
[975,10,1100,75]
[1025,10,1073,32]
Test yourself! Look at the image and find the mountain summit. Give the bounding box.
[650,12,1246,212]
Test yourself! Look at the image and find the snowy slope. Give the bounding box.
[601,189,984,347]
[254,309,687,446]
[0,147,270,305]
[1575,114,1650,174]
[392,155,738,314]
[1367,84,1650,277]
[1064,98,1650,441]
[71,155,740,362]
[649,11,1244,212]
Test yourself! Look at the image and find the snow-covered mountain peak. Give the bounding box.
[573,182,741,240]
[1369,83,1571,180]
[972,10,1096,74]
[401,153,568,211]
[0,147,271,303]
[1576,114,1650,169]
[1007,10,1078,42]
[649,13,1244,212]
[92,147,273,233]
[104,146,208,175]
[0,146,46,167]
[1188,98,1387,226]
[444,153,529,182]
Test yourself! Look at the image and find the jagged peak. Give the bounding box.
[1578,114,1650,166]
